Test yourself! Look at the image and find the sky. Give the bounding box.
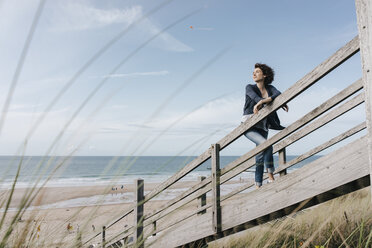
[0,0,366,156]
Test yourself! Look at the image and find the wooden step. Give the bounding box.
[147,136,370,247]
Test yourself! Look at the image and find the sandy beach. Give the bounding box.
[0,179,217,247]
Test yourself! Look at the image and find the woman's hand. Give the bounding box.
[282,104,289,112]
[253,101,263,114]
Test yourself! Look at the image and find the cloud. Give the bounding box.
[154,31,194,52]
[128,94,243,135]
[47,0,193,52]
[49,1,142,31]
[143,18,194,52]
[103,70,169,78]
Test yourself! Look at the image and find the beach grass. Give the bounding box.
[209,187,371,248]
[0,1,370,247]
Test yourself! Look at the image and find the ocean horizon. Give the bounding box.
[0,155,321,189]
[0,155,322,211]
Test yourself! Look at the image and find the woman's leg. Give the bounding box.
[244,129,267,187]
[263,144,275,181]
[256,130,275,181]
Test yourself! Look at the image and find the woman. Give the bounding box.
[242,63,288,188]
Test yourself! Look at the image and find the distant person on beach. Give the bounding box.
[242,63,288,188]
[67,223,73,233]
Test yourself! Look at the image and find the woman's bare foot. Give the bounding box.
[255,182,262,189]
[268,172,275,183]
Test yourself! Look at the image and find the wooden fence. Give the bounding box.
[83,1,372,247]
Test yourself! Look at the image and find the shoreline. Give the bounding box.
[0,180,202,208]
[0,179,212,247]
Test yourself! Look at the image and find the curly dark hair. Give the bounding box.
[255,63,275,85]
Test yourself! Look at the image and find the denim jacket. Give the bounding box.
[243,84,285,131]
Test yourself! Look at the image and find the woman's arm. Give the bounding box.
[253,86,289,114]
[254,98,289,114]
[253,97,272,114]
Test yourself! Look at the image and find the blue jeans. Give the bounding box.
[244,128,274,186]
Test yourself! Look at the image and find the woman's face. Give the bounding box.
[253,67,265,83]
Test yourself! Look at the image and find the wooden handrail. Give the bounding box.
[146,123,367,238]
[142,81,364,232]
[220,85,364,178]
[84,35,362,248]
[144,116,366,231]
[141,36,360,206]
[140,49,363,229]
[142,56,364,231]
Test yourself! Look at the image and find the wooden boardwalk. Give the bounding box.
[83,1,372,247]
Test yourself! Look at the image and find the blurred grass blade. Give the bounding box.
[0,0,46,136]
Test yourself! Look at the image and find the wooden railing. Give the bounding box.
[82,32,371,247]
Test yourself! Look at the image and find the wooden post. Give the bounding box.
[134,179,144,248]
[278,148,287,176]
[355,0,372,201]
[152,221,157,236]
[123,225,128,246]
[102,226,106,248]
[211,144,221,233]
[197,176,207,215]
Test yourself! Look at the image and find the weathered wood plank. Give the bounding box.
[145,160,251,229]
[144,45,362,230]
[217,36,360,150]
[221,122,366,202]
[144,89,364,230]
[180,176,371,248]
[147,204,209,238]
[84,208,134,246]
[144,88,364,228]
[277,122,367,173]
[146,78,364,225]
[147,175,371,247]
[134,179,144,248]
[197,176,207,215]
[90,37,362,247]
[221,136,369,231]
[146,209,213,248]
[274,86,364,152]
[211,144,221,233]
[147,136,369,247]
[144,181,212,228]
[220,88,363,189]
[221,80,363,178]
[143,36,360,206]
[144,149,211,203]
[144,177,211,222]
[355,0,372,199]
[278,148,287,176]
[146,123,366,245]
[102,226,106,248]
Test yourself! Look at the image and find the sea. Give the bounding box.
[0,155,320,210]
